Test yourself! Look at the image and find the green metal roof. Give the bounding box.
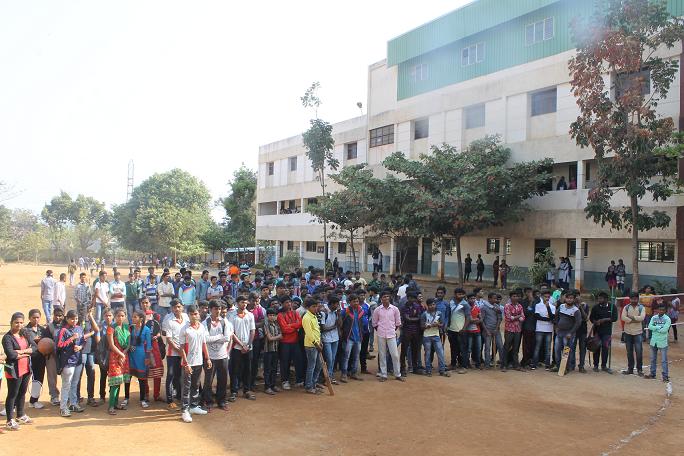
[387,0,561,66]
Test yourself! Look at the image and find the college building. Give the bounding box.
[255,0,684,290]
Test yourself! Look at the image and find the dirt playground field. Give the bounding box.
[0,263,682,456]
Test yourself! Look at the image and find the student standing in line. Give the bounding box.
[74,272,92,324]
[162,299,189,409]
[179,305,211,423]
[40,270,56,324]
[3,312,36,431]
[76,307,100,407]
[521,288,537,368]
[589,291,618,374]
[531,290,555,370]
[551,292,581,374]
[421,298,449,377]
[202,300,233,410]
[465,293,482,369]
[277,296,304,389]
[621,292,645,376]
[128,311,152,408]
[645,304,671,382]
[446,288,470,372]
[572,291,590,373]
[140,298,164,402]
[25,309,47,410]
[302,298,324,394]
[57,310,95,417]
[263,308,282,394]
[502,289,525,371]
[321,296,341,384]
[106,309,131,415]
[229,296,255,401]
[93,270,110,321]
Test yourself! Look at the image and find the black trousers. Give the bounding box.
[230,349,252,394]
[360,332,370,371]
[6,373,30,421]
[476,270,483,282]
[249,337,263,390]
[503,331,522,368]
[203,358,228,406]
[447,330,466,367]
[400,332,421,373]
[99,364,108,400]
[29,352,46,403]
[166,356,182,403]
[263,351,278,389]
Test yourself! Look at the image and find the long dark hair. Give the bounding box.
[10,312,30,340]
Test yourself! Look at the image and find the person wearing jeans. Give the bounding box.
[400,292,423,375]
[589,291,618,373]
[3,311,37,429]
[178,305,210,423]
[263,309,282,394]
[40,270,56,324]
[321,297,341,383]
[162,300,189,408]
[56,310,95,416]
[302,299,323,393]
[421,299,449,376]
[645,305,671,381]
[552,292,581,374]
[341,295,365,381]
[621,292,645,375]
[532,290,556,369]
[76,311,100,406]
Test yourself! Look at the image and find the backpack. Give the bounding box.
[95,327,110,369]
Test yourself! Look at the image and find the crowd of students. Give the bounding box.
[1,265,677,431]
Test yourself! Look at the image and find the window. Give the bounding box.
[306,241,317,253]
[370,125,394,148]
[616,69,651,99]
[486,238,500,254]
[346,142,358,160]
[414,118,429,140]
[287,241,294,251]
[288,156,297,171]
[638,241,675,262]
[338,242,347,254]
[585,162,591,182]
[526,17,554,45]
[411,63,429,82]
[465,104,485,129]
[531,88,557,116]
[306,197,318,206]
[267,162,274,176]
[534,239,551,256]
[442,239,457,254]
[505,239,512,255]
[567,239,589,258]
[461,42,485,66]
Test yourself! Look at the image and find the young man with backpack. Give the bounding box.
[621,292,645,376]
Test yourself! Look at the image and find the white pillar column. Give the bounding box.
[360,240,367,272]
[389,237,396,274]
[275,241,282,263]
[417,238,424,275]
[275,200,280,215]
[576,159,585,190]
[299,241,305,264]
[254,243,260,265]
[300,197,305,213]
[574,238,584,291]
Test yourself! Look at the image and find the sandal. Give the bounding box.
[108,407,117,415]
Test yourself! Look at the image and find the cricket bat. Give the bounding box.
[558,346,570,377]
[316,345,335,396]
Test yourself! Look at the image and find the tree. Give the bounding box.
[301,81,337,263]
[221,165,256,249]
[384,137,553,281]
[112,169,212,263]
[41,191,73,260]
[569,0,684,290]
[308,165,375,271]
[70,194,109,255]
[17,226,50,263]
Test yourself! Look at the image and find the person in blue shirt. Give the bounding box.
[178,274,197,311]
[340,294,364,382]
[196,270,210,302]
[357,290,373,374]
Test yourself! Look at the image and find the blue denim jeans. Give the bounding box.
[555,334,575,369]
[126,299,140,325]
[77,353,96,399]
[323,340,339,378]
[42,300,53,323]
[466,332,482,368]
[650,345,669,379]
[305,347,322,390]
[533,332,553,368]
[423,335,446,373]
[343,340,361,375]
[156,306,170,321]
[483,331,504,367]
[624,333,643,372]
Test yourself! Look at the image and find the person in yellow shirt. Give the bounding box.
[302,298,323,395]
[640,286,654,341]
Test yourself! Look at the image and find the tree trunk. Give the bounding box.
[455,236,463,285]
[350,231,357,273]
[630,195,640,291]
[439,238,446,281]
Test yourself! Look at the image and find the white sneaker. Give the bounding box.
[189,406,207,415]
[17,415,32,424]
[141,401,149,409]
[6,419,19,431]
[0,408,6,416]
[181,410,192,423]
[282,381,291,390]
[29,402,44,409]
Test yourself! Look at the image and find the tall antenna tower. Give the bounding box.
[126,160,134,202]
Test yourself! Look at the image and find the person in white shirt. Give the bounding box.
[201,301,236,411]
[228,296,255,402]
[109,271,126,311]
[162,299,189,409]
[93,270,110,321]
[206,276,223,301]
[40,270,57,323]
[532,290,556,370]
[178,304,210,423]
[157,273,176,321]
[53,273,67,310]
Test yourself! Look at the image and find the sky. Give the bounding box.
[0,0,469,220]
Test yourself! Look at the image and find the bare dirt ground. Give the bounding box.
[0,263,682,456]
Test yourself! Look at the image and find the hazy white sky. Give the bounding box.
[0,0,468,219]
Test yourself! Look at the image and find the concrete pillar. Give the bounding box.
[417,238,424,274]
[254,243,260,265]
[301,197,306,213]
[574,237,584,290]
[360,240,367,272]
[275,200,280,215]
[389,237,396,274]
[299,241,305,265]
[577,160,585,190]
[275,242,282,263]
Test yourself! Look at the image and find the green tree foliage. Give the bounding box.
[41,191,73,258]
[279,250,302,273]
[384,137,552,281]
[201,222,232,252]
[528,248,556,287]
[569,0,684,290]
[112,169,212,260]
[302,82,337,262]
[221,165,256,248]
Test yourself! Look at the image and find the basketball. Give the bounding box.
[37,337,54,356]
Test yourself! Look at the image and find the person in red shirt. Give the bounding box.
[3,312,37,431]
[277,296,303,390]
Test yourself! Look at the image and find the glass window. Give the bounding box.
[486,238,500,254]
[289,156,297,171]
[287,241,294,251]
[414,118,429,139]
[616,69,651,99]
[531,88,557,116]
[346,142,358,160]
[543,17,554,40]
[465,104,486,129]
[526,18,554,45]
[306,241,317,253]
[411,63,429,82]
[461,43,485,66]
[638,241,675,262]
[369,125,394,148]
[267,162,274,175]
[338,242,347,254]
[505,239,511,255]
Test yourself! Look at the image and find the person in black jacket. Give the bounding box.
[3,312,37,430]
[590,291,618,373]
